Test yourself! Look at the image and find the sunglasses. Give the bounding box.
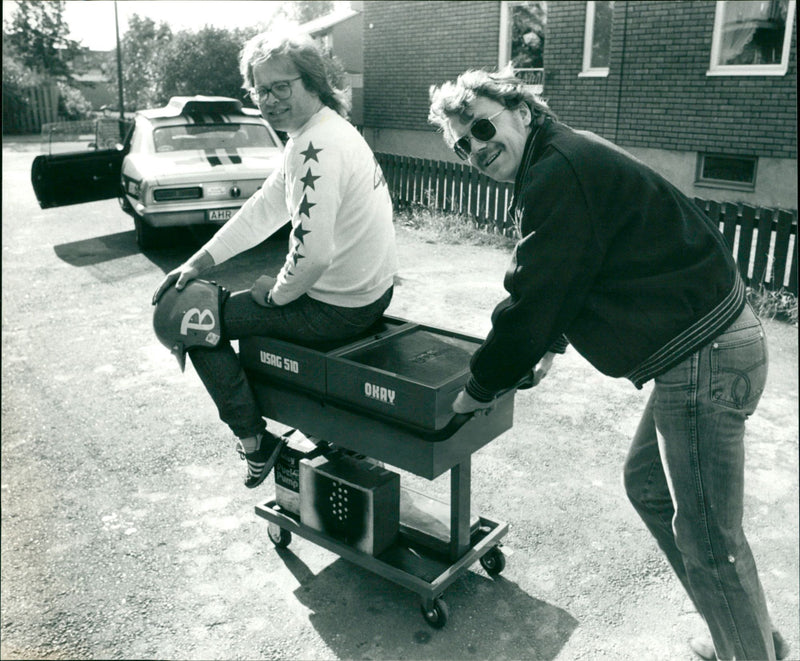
[452,108,507,160]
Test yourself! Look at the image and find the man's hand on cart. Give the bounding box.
[452,390,494,414]
[251,274,278,307]
[531,351,556,386]
[453,352,558,413]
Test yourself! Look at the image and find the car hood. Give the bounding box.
[129,150,283,184]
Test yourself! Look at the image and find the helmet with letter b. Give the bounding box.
[153,279,228,371]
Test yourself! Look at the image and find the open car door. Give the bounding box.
[31,146,126,209]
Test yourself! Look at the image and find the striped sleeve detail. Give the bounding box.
[625,275,746,388]
[465,376,497,403]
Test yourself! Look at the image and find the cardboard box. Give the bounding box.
[299,454,400,556]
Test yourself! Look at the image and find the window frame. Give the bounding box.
[707,0,796,76]
[579,0,612,78]
[695,152,759,192]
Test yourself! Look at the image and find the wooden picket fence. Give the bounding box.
[694,199,798,295]
[377,152,517,235]
[2,83,59,135]
[375,152,798,294]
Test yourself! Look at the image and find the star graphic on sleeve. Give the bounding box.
[291,250,306,267]
[297,195,316,218]
[292,221,311,246]
[300,142,322,163]
[300,168,320,191]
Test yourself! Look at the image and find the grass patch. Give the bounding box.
[394,204,516,250]
[746,285,799,325]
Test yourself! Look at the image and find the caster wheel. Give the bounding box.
[420,597,449,629]
[479,546,506,576]
[268,523,292,548]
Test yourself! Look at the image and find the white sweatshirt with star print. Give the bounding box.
[203,106,398,307]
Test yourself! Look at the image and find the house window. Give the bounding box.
[696,153,758,191]
[708,0,795,75]
[580,1,614,77]
[499,2,546,91]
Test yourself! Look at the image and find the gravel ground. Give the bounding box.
[2,141,798,660]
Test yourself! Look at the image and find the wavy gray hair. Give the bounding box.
[428,65,557,146]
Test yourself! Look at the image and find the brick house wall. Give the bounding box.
[362,0,796,207]
[363,1,502,131]
[545,1,797,159]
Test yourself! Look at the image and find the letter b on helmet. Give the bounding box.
[153,279,228,371]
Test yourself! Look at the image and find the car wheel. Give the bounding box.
[134,214,160,250]
[118,193,133,215]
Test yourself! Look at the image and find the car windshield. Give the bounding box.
[152,123,278,153]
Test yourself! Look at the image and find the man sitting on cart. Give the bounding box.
[152,33,398,489]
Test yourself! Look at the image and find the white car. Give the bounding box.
[32,96,284,249]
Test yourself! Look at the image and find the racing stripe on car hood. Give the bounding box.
[204,149,242,166]
[186,112,228,125]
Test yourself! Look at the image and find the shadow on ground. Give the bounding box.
[53,226,289,291]
[275,549,578,660]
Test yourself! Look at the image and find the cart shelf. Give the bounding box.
[255,498,509,628]
[242,315,517,627]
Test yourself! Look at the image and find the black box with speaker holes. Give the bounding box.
[299,454,400,556]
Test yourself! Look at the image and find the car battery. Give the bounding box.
[273,430,329,516]
[326,324,483,430]
[299,454,400,556]
[239,316,410,395]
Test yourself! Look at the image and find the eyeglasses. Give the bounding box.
[452,108,507,160]
[248,77,302,103]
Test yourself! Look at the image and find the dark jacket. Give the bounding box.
[466,119,744,401]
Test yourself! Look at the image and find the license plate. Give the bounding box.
[207,208,236,222]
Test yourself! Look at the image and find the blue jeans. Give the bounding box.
[188,287,393,440]
[623,304,775,660]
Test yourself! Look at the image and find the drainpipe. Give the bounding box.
[614,1,630,143]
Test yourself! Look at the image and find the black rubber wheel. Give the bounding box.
[118,193,133,214]
[479,546,506,576]
[267,523,292,548]
[134,214,159,249]
[420,597,449,629]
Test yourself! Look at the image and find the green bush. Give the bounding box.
[57,82,92,121]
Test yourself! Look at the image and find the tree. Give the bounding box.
[109,14,174,111]
[159,27,253,102]
[272,0,336,26]
[2,0,91,124]
[3,0,80,77]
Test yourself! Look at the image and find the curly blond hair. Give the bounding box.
[240,33,351,118]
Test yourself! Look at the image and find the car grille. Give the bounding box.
[153,186,203,202]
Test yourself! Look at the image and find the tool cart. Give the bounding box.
[240,316,517,628]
